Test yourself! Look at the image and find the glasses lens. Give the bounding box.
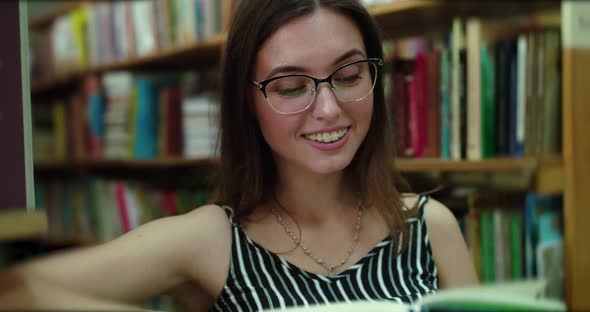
[332,61,377,102]
[265,76,315,114]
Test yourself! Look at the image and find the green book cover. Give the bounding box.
[275,280,564,311]
[509,210,523,279]
[480,210,496,283]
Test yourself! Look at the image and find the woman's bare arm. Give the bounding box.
[0,204,231,310]
[423,198,479,288]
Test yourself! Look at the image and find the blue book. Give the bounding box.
[523,193,562,279]
[134,78,159,159]
[87,94,106,141]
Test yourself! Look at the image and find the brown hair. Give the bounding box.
[214,0,413,251]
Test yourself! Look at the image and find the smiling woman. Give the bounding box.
[0,0,477,311]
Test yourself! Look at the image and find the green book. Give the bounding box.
[480,210,496,283]
[509,210,523,279]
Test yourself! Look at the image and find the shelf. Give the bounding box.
[30,34,227,96]
[0,210,48,242]
[37,157,552,171]
[394,157,541,172]
[35,157,219,171]
[28,0,560,96]
[34,156,564,193]
[28,2,82,31]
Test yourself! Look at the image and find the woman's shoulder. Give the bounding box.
[400,193,453,224]
[180,204,234,243]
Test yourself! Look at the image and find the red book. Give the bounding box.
[413,53,428,157]
[68,92,89,161]
[115,183,132,233]
[424,51,442,157]
[161,191,178,216]
[407,77,420,157]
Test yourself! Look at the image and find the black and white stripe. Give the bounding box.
[211,195,438,311]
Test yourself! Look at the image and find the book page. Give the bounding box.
[417,279,565,311]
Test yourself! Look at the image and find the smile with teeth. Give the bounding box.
[304,127,349,144]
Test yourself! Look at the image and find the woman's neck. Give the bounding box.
[273,164,357,226]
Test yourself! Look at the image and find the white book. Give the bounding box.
[516,35,527,153]
[132,1,157,56]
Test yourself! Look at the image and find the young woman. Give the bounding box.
[0,0,477,311]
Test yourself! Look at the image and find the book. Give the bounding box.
[466,18,482,161]
[275,280,565,312]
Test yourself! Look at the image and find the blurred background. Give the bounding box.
[1,0,589,310]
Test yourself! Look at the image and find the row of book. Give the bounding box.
[457,192,562,284]
[35,178,213,243]
[383,20,561,160]
[32,70,220,162]
[34,174,562,285]
[30,0,234,82]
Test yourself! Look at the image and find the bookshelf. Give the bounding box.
[18,0,590,309]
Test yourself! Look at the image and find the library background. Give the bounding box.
[0,0,588,310]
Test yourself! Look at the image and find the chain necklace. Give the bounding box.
[271,198,363,277]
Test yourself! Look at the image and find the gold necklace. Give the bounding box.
[271,198,363,277]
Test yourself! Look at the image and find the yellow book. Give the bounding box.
[69,8,89,68]
[52,99,67,161]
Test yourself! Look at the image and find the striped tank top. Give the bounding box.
[212,195,438,311]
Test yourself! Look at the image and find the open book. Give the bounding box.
[274,279,566,312]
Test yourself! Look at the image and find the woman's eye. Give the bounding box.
[278,86,306,97]
[334,74,362,86]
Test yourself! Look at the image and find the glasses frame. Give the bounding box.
[252,58,384,115]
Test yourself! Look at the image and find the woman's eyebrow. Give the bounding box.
[264,65,306,80]
[264,49,366,80]
[331,49,366,67]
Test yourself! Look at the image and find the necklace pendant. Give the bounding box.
[328,270,335,277]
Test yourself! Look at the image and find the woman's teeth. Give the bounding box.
[304,128,348,143]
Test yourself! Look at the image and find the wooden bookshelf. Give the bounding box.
[0,211,47,242]
[23,0,589,309]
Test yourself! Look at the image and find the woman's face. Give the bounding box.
[252,8,374,176]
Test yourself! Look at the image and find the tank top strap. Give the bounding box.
[417,194,430,219]
[220,205,240,228]
[404,194,430,223]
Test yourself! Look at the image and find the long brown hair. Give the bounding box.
[215,0,413,251]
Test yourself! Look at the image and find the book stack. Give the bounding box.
[102,72,134,159]
[182,92,220,158]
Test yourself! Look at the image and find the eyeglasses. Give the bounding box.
[252,58,383,115]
